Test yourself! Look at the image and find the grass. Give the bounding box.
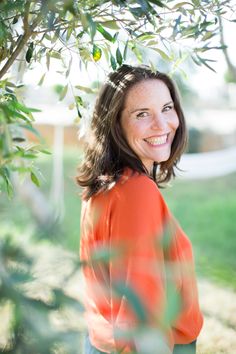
[1,148,236,289]
[162,173,236,289]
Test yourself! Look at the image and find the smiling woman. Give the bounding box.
[120,79,180,173]
[76,65,203,354]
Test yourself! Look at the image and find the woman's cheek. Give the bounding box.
[169,114,179,129]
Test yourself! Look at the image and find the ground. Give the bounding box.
[197,279,236,354]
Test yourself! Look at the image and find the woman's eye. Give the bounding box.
[163,105,173,112]
[136,111,149,119]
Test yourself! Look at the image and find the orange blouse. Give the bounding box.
[80,169,203,353]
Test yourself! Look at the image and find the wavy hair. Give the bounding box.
[76,64,187,199]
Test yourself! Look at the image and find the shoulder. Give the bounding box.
[108,171,167,237]
[90,169,165,211]
[111,170,163,205]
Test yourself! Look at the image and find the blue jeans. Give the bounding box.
[85,335,196,354]
[173,340,196,354]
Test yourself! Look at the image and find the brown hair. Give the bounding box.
[76,64,187,199]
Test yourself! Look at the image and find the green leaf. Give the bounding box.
[79,47,91,62]
[110,54,117,70]
[15,101,41,114]
[87,13,97,40]
[116,47,123,66]
[136,0,149,12]
[5,107,29,122]
[163,281,181,325]
[136,32,156,41]
[66,27,73,41]
[30,171,40,187]
[90,246,119,264]
[12,137,25,142]
[113,32,119,42]
[38,148,51,155]
[50,51,61,59]
[19,124,43,140]
[47,11,56,30]
[123,40,129,60]
[149,60,157,73]
[66,57,73,78]
[191,0,200,5]
[24,153,38,159]
[197,55,216,72]
[202,31,216,41]
[191,55,201,66]
[59,84,68,101]
[100,20,120,30]
[12,16,19,24]
[148,0,165,7]
[75,95,83,106]
[171,1,193,9]
[92,44,102,62]
[96,23,115,42]
[75,85,95,94]
[132,45,143,62]
[129,6,145,18]
[38,73,46,86]
[46,52,50,70]
[80,13,97,41]
[152,47,171,61]
[113,282,147,322]
[146,39,158,46]
[80,12,89,30]
[25,42,34,63]
[0,167,13,198]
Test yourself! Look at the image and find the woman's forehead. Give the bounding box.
[123,79,171,108]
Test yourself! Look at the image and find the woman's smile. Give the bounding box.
[144,133,169,146]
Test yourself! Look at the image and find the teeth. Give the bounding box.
[145,135,167,145]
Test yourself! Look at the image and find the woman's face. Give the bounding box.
[120,79,179,173]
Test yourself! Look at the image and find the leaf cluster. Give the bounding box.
[0,233,84,353]
[0,0,235,79]
[0,81,49,197]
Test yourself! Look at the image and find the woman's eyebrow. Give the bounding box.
[163,101,173,106]
[128,101,174,113]
[130,107,150,113]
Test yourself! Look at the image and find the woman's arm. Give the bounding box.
[108,175,174,352]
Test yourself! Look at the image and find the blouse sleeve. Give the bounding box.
[108,175,174,351]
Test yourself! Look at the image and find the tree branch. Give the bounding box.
[218,13,236,81]
[23,0,32,33]
[0,33,30,79]
[0,0,43,80]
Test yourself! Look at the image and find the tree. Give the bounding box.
[0,1,236,352]
[218,12,236,83]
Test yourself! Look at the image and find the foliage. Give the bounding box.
[0,233,84,353]
[1,0,235,81]
[0,80,49,196]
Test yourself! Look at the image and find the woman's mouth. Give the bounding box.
[144,134,168,146]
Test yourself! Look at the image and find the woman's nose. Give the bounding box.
[151,112,167,130]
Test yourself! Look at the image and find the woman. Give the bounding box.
[77,65,203,354]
